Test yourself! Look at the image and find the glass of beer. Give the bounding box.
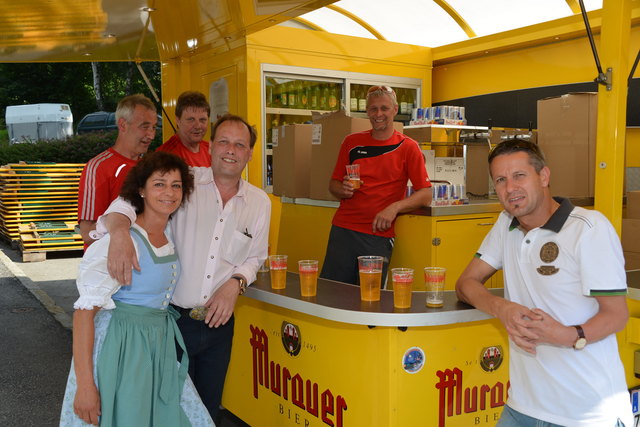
[346,164,361,189]
[357,255,383,301]
[269,255,288,289]
[298,260,319,297]
[424,267,446,308]
[391,268,414,309]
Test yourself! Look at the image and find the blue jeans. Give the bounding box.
[176,313,235,422]
[497,405,626,427]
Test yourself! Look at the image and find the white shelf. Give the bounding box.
[405,124,488,131]
[266,107,335,116]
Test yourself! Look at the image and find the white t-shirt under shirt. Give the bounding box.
[476,198,633,426]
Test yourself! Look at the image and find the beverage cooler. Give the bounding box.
[261,65,421,193]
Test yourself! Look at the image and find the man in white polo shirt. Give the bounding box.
[456,138,632,426]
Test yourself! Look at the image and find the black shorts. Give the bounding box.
[320,225,393,287]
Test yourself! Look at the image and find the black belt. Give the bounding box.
[169,304,191,317]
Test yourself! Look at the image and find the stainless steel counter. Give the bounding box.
[245,271,498,327]
[245,270,640,328]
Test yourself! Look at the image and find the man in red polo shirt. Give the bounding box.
[157,91,211,167]
[77,94,157,247]
[320,85,432,285]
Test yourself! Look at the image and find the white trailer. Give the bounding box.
[5,103,73,143]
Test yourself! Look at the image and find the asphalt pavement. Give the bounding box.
[0,242,75,426]
[0,241,247,427]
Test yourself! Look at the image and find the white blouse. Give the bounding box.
[74,224,175,310]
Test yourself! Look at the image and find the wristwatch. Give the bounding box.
[572,325,587,350]
[232,275,247,295]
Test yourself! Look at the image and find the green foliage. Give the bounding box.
[0,62,162,132]
[0,131,163,165]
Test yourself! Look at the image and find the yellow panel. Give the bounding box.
[276,203,336,270]
[224,297,511,426]
[618,298,640,389]
[435,216,498,290]
[390,214,434,290]
[432,12,640,103]
[593,0,632,233]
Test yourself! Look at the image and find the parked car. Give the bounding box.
[77,111,162,134]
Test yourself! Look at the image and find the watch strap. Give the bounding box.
[572,325,587,350]
[232,275,247,295]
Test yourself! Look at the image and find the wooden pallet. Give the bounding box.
[0,162,84,251]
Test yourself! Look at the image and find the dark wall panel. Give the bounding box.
[434,80,640,128]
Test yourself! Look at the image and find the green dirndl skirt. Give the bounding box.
[96,301,190,426]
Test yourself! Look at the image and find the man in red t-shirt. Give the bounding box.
[157,91,211,167]
[77,94,158,247]
[320,86,432,285]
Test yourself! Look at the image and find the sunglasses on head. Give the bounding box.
[367,85,393,94]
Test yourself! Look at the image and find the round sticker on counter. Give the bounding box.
[402,347,425,374]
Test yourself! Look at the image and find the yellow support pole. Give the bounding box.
[594,0,632,235]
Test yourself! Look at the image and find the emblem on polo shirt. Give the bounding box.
[537,242,560,275]
[540,242,559,263]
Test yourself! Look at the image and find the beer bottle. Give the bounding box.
[288,81,296,109]
[328,83,338,110]
[279,82,288,108]
[399,89,408,115]
[350,86,358,112]
[320,84,328,110]
[358,86,367,112]
[310,83,319,109]
[299,80,309,109]
[266,83,273,108]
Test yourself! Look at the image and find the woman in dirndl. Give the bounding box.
[59,151,214,426]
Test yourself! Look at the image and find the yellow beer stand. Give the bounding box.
[224,270,640,427]
[223,273,510,427]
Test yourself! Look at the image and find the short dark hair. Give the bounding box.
[120,151,194,214]
[488,138,546,173]
[211,113,258,148]
[176,91,210,118]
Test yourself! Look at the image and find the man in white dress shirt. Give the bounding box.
[98,113,271,422]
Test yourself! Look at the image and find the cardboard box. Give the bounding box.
[624,251,640,271]
[622,219,640,253]
[272,124,312,198]
[627,191,640,219]
[308,110,403,201]
[466,143,491,196]
[537,93,597,198]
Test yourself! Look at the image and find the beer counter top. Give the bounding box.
[246,270,640,328]
[246,271,500,327]
[279,196,595,217]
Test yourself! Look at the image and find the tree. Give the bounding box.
[91,62,104,111]
[0,62,162,131]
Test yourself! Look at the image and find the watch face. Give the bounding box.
[574,337,587,350]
